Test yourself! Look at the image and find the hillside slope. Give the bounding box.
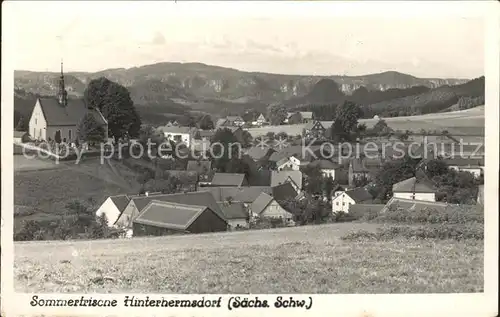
[15,64,468,104]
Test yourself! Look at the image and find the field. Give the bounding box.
[14,223,483,293]
[14,157,141,227]
[245,106,485,137]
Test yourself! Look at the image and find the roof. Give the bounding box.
[157,126,193,134]
[109,195,131,213]
[164,170,198,182]
[380,197,478,213]
[272,182,298,202]
[198,130,215,138]
[133,200,208,230]
[130,191,225,221]
[444,157,484,168]
[245,146,275,161]
[211,173,246,186]
[199,186,272,203]
[392,177,436,193]
[217,202,247,219]
[37,97,106,126]
[250,192,275,215]
[343,187,373,203]
[308,159,340,170]
[271,170,303,188]
[226,116,243,121]
[304,120,325,131]
[300,112,313,119]
[215,118,228,127]
[186,160,212,174]
[268,145,326,162]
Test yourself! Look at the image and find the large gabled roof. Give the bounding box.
[343,187,373,203]
[392,177,436,193]
[199,186,272,203]
[36,97,107,127]
[211,173,246,187]
[133,200,208,230]
[250,192,275,215]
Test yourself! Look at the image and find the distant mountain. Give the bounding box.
[14,63,469,105]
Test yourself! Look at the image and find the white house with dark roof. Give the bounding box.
[331,187,373,214]
[29,63,108,143]
[250,192,294,224]
[308,159,341,179]
[444,157,484,178]
[95,195,132,227]
[157,126,195,148]
[392,177,436,202]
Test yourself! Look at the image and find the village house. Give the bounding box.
[199,186,273,206]
[216,116,245,128]
[271,182,299,202]
[331,187,373,214]
[302,120,326,139]
[210,173,248,187]
[132,200,228,237]
[29,63,108,143]
[156,126,195,148]
[187,160,213,185]
[250,192,294,224]
[444,157,484,178]
[217,201,249,229]
[307,159,341,179]
[348,157,382,187]
[271,170,303,194]
[381,196,481,214]
[95,194,133,228]
[252,113,267,127]
[392,177,436,202]
[114,191,226,237]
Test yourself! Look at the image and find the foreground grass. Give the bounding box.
[15,223,483,293]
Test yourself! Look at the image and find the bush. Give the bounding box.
[360,205,483,225]
[342,223,484,242]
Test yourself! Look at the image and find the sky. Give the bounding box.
[7,1,486,79]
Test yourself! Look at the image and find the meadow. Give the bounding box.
[14,157,141,229]
[14,223,483,293]
[246,106,485,137]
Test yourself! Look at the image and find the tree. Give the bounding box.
[241,130,253,148]
[15,115,27,131]
[197,115,214,130]
[84,77,141,141]
[209,128,243,172]
[54,130,62,144]
[329,101,362,142]
[77,113,106,144]
[266,103,288,125]
[425,159,449,178]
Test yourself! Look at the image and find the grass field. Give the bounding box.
[246,106,485,137]
[14,157,141,227]
[14,223,483,293]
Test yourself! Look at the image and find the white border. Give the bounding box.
[2,1,499,316]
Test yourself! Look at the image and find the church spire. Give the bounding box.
[57,60,68,107]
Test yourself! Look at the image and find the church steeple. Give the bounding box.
[57,60,68,107]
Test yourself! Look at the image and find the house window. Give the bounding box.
[342,202,345,206]
[411,194,416,200]
[336,202,339,206]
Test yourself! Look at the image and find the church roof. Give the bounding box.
[36,97,106,127]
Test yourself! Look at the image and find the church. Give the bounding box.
[28,63,108,143]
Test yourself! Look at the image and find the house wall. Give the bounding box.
[228,219,249,229]
[132,223,186,237]
[47,125,77,143]
[448,166,482,178]
[289,157,301,171]
[29,100,47,140]
[115,201,139,229]
[393,192,436,202]
[95,198,121,228]
[331,192,356,213]
[321,168,336,179]
[187,209,228,233]
[259,200,294,221]
[164,132,192,147]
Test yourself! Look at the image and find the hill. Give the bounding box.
[14,223,482,293]
[15,63,468,105]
